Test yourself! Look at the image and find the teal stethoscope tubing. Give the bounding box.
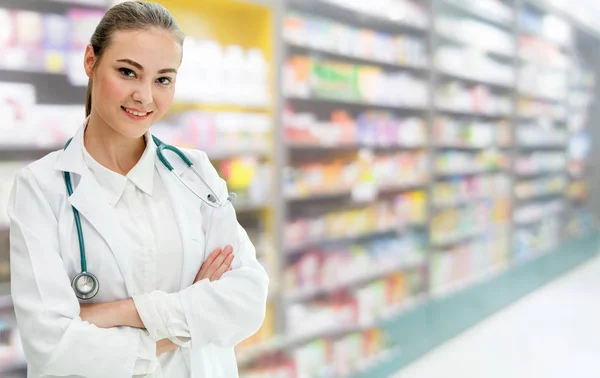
[63,135,235,300]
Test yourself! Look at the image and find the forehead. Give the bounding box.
[103,28,182,69]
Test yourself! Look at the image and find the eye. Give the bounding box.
[119,68,136,78]
[156,77,173,86]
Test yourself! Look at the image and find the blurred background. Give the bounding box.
[0,0,599,377]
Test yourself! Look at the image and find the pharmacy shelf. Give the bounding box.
[0,0,107,12]
[285,182,426,202]
[0,282,12,310]
[439,0,513,28]
[288,0,429,34]
[285,227,401,256]
[287,143,427,152]
[233,201,271,213]
[431,262,509,298]
[430,227,489,248]
[435,144,496,151]
[435,168,504,178]
[436,107,512,118]
[518,92,566,103]
[514,210,565,226]
[517,144,567,150]
[286,96,428,112]
[432,196,497,211]
[206,148,271,161]
[516,192,565,203]
[437,70,514,89]
[285,41,429,72]
[436,32,516,59]
[515,169,566,178]
[284,257,425,303]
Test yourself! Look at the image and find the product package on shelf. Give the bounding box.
[284,56,428,108]
[442,0,513,25]
[432,173,511,208]
[434,116,510,148]
[0,82,84,147]
[430,202,493,246]
[284,11,429,68]
[514,214,562,260]
[175,37,269,107]
[515,175,566,200]
[284,107,428,148]
[284,152,428,200]
[516,120,568,148]
[284,232,427,301]
[435,150,509,176]
[517,97,567,120]
[514,199,565,225]
[436,81,513,116]
[515,152,566,176]
[152,111,272,157]
[285,193,427,250]
[518,63,568,101]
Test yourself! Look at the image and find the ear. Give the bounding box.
[83,44,97,78]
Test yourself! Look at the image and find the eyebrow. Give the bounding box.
[117,59,177,74]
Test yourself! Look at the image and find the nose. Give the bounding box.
[132,81,153,106]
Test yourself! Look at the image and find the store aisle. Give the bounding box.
[394,253,600,378]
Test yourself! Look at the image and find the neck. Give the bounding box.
[84,113,146,176]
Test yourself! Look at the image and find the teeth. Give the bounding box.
[124,108,148,117]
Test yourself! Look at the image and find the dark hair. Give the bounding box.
[85,1,185,117]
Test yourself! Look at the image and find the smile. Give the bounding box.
[121,106,153,119]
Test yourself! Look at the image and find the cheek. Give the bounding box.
[154,88,175,115]
[97,75,128,105]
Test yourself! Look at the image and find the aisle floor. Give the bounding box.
[394,253,600,378]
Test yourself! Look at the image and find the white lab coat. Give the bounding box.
[7,124,269,378]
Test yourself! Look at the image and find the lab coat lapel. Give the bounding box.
[67,169,135,297]
[156,161,204,290]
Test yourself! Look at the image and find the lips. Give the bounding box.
[121,106,153,120]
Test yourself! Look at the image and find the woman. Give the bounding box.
[7,2,269,377]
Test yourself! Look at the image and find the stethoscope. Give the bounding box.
[63,135,236,300]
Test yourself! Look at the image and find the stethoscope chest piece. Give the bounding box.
[72,272,99,300]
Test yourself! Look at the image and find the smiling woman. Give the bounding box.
[7,2,269,378]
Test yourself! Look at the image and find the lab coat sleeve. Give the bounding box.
[8,167,159,378]
[133,150,270,349]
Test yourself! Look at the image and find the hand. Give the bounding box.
[156,339,179,356]
[194,245,234,284]
[80,302,116,329]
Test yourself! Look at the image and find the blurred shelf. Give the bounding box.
[518,115,567,122]
[437,70,514,89]
[205,148,271,160]
[288,0,429,34]
[286,41,429,72]
[285,227,400,255]
[435,144,496,151]
[0,0,107,12]
[0,359,27,374]
[436,107,512,118]
[285,182,426,202]
[516,192,565,203]
[432,263,509,298]
[518,92,566,103]
[283,295,426,348]
[236,336,286,367]
[518,57,569,72]
[284,258,425,303]
[170,103,270,114]
[440,0,513,28]
[517,144,566,150]
[287,143,427,152]
[514,210,565,225]
[518,28,572,51]
[432,196,497,211]
[233,201,271,213]
[436,32,515,59]
[515,169,566,178]
[0,282,12,310]
[435,168,503,178]
[431,227,489,248]
[286,96,427,112]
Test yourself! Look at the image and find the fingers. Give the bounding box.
[211,253,234,282]
[196,247,221,282]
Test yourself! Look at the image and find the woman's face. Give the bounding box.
[84,28,182,139]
